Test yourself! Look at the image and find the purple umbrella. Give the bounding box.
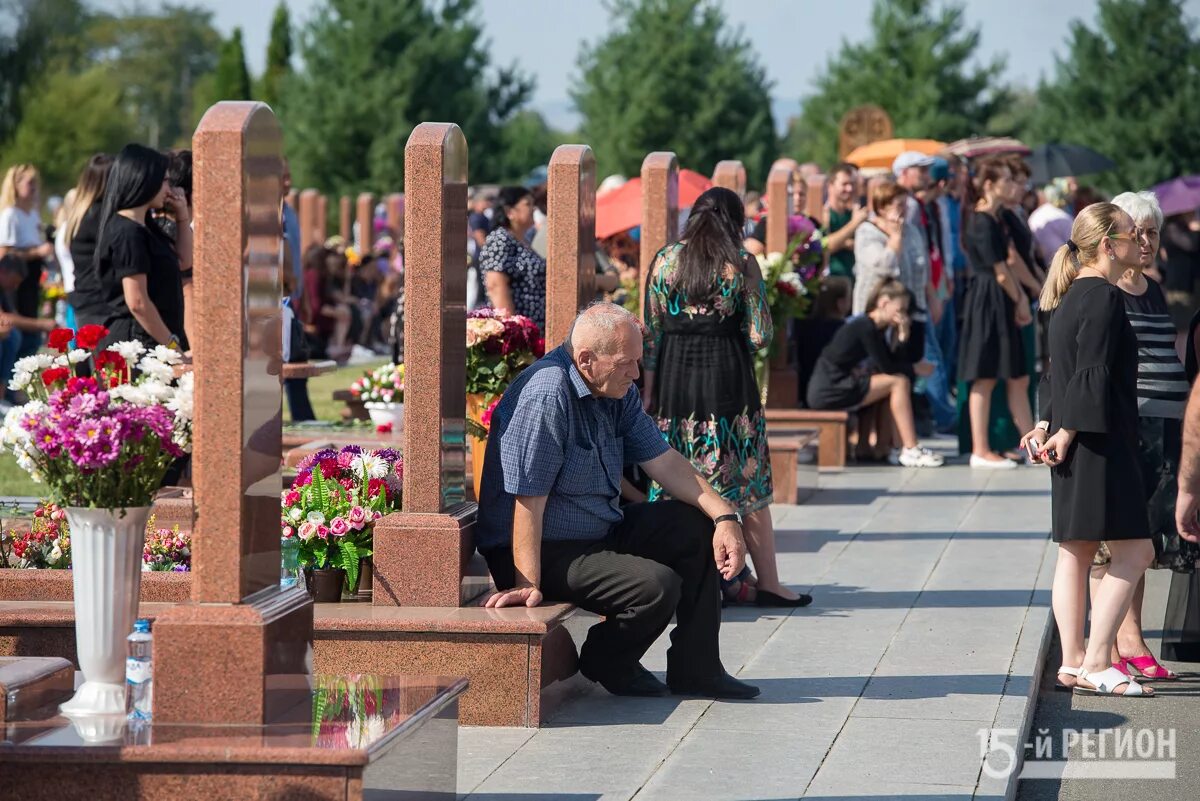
[1153,175,1200,217]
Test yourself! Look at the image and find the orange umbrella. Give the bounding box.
[595,169,713,239]
[845,138,947,170]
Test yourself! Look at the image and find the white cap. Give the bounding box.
[892,151,935,176]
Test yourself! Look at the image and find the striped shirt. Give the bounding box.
[1124,279,1188,419]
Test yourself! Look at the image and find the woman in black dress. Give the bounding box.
[808,278,943,467]
[94,144,187,352]
[643,187,807,607]
[958,157,1035,469]
[1032,202,1156,697]
[481,186,546,333]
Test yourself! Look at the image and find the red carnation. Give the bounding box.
[75,324,109,351]
[95,350,126,373]
[376,422,393,434]
[41,367,70,387]
[66,376,99,395]
[47,328,74,352]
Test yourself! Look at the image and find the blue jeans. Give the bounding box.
[1,328,23,404]
[917,319,957,429]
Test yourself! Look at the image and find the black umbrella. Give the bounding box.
[1028,143,1115,185]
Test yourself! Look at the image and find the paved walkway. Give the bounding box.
[457,454,1055,800]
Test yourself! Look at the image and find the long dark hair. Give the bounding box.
[492,185,532,232]
[672,187,745,302]
[98,144,168,245]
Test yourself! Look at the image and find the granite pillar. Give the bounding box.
[298,188,320,252]
[316,193,329,246]
[386,193,404,241]
[372,123,472,607]
[765,165,793,255]
[806,175,826,220]
[339,195,352,242]
[544,144,596,351]
[153,101,313,725]
[356,192,375,253]
[712,160,746,200]
[638,152,678,316]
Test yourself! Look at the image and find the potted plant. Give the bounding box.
[0,326,193,717]
[349,363,405,430]
[464,309,543,498]
[282,445,401,602]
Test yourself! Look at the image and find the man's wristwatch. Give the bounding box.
[714,512,743,527]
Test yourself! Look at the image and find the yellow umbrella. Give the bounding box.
[845,138,947,169]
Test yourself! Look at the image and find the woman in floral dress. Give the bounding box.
[642,187,810,607]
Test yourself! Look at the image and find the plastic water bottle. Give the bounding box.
[125,619,153,720]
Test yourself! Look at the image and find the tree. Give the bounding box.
[491,110,572,184]
[84,5,222,148]
[1028,0,1200,192]
[260,2,292,110]
[283,0,533,196]
[572,0,777,186]
[781,0,1010,169]
[2,65,136,194]
[0,0,91,150]
[210,27,252,103]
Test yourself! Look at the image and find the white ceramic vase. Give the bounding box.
[364,401,404,431]
[59,506,152,718]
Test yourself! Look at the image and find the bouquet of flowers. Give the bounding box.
[786,215,824,273]
[0,325,193,508]
[465,309,543,398]
[0,502,70,569]
[465,396,502,441]
[348,363,404,404]
[282,445,403,591]
[143,518,191,572]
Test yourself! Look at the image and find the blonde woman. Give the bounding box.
[1024,203,1156,697]
[57,154,115,332]
[0,164,54,358]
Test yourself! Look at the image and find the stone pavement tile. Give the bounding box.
[801,781,977,799]
[852,671,1005,722]
[545,685,711,728]
[636,727,831,800]
[744,608,911,678]
[805,717,989,791]
[468,724,689,800]
[691,681,859,732]
[457,726,538,796]
[920,538,1048,592]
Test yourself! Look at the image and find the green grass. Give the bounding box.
[291,359,389,423]
[0,453,43,498]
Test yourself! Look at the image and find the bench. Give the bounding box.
[333,388,371,421]
[767,430,819,504]
[765,408,849,471]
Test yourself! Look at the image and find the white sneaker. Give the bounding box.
[970,454,1018,470]
[898,447,945,468]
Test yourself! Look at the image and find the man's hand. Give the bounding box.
[712,520,746,580]
[484,585,544,608]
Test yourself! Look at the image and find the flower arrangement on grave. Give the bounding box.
[282,446,402,595]
[464,309,543,440]
[0,502,70,569]
[142,517,191,572]
[0,327,193,505]
[0,326,194,715]
[348,363,404,404]
[312,674,405,749]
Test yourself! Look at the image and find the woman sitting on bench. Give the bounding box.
[807,278,943,468]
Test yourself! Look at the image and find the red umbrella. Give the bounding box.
[595,169,713,239]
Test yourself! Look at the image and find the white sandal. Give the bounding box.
[1073,666,1154,698]
[1054,665,1082,692]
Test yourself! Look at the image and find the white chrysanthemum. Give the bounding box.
[167,372,194,421]
[150,345,183,366]
[67,349,90,364]
[13,354,53,374]
[139,379,175,403]
[137,357,176,384]
[352,453,389,480]
[109,384,150,406]
[48,545,63,564]
[52,354,69,368]
[8,370,31,392]
[110,341,146,362]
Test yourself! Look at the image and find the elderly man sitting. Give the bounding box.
[476,303,760,699]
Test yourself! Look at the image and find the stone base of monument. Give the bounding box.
[0,673,465,801]
[0,656,75,721]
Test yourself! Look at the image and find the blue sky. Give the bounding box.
[123,0,1200,131]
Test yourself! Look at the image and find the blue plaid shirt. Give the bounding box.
[475,345,670,550]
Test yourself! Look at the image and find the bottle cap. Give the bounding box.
[133,619,151,633]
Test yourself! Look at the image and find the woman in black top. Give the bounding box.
[1161,211,1200,330]
[63,153,114,329]
[94,144,188,351]
[808,278,943,467]
[1027,203,1155,697]
[958,157,1035,469]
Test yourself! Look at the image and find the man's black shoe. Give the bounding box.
[583,663,669,697]
[668,670,760,700]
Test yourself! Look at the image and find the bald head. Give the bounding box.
[566,303,644,399]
